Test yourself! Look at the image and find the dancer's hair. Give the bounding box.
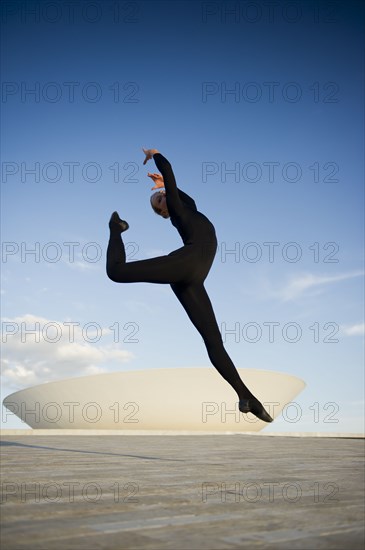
[150,190,166,215]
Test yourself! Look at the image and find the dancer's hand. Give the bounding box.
[142,148,159,165]
[147,172,164,190]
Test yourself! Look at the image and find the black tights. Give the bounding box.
[106,229,254,401]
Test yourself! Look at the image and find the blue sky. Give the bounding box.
[1,0,364,432]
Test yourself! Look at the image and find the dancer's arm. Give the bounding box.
[147,171,197,211]
[152,153,186,217]
[143,148,197,214]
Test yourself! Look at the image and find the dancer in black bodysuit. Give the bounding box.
[106,148,273,423]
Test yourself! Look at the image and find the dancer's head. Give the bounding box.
[150,190,170,218]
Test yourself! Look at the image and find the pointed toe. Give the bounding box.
[239,398,273,423]
[109,211,129,233]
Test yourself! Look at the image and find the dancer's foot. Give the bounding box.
[239,397,273,423]
[109,211,129,233]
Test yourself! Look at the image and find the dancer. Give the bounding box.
[106,148,273,423]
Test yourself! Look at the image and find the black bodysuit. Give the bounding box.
[106,153,250,400]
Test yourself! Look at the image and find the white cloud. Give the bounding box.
[63,260,99,271]
[267,270,364,302]
[342,323,365,336]
[1,314,134,390]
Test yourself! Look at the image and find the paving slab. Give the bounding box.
[1,434,364,549]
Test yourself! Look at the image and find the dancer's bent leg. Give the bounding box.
[107,214,128,279]
[171,282,273,422]
[106,214,190,284]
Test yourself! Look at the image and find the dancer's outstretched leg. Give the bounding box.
[171,282,273,422]
[107,212,192,285]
